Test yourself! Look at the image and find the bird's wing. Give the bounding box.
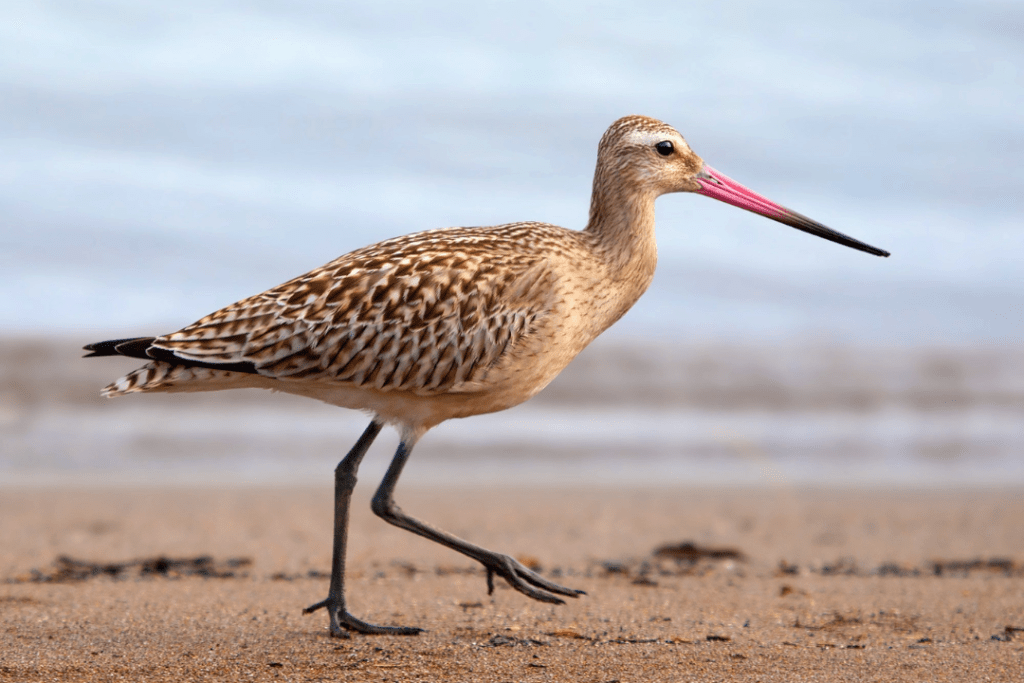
[152,226,560,395]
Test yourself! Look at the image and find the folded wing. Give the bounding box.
[148,227,559,395]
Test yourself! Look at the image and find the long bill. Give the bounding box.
[695,165,890,257]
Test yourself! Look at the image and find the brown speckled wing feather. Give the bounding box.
[153,225,562,395]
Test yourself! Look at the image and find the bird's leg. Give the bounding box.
[303,421,423,636]
[371,440,585,604]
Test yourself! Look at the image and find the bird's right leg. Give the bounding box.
[303,420,423,636]
[370,439,585,604]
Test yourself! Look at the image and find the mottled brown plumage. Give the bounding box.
[100,116,705,438]
[86,115,887,637]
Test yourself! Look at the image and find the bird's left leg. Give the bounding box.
[370,439,585,604]
[303,421,423,636]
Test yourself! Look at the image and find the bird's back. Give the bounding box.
[99,221,632,429]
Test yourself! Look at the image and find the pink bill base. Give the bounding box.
[694,164,890,257]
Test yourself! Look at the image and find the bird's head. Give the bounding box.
[596,115,890,257]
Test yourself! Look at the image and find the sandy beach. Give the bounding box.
[2,338,1022,679]
[2,484,1023,682]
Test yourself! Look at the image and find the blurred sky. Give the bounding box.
[1,0,1021,344]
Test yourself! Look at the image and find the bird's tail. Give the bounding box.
[100,361,264,397]
[83,337,156,359]
[101,362,172,397]
[86,336,266,397]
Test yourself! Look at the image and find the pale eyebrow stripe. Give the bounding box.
[622,128,690,152]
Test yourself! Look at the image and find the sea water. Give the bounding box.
[0,0,1021,344]
[0,2,1021,486]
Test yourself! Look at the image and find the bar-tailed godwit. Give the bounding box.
[85,115,889,636]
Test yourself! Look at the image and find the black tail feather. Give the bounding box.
[113,337,158,359]
[84,336,259,375]
[146,346,258,374]
[83,337,156,359]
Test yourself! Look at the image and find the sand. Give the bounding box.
[3,337,1023,679]
[2,484,1023,682]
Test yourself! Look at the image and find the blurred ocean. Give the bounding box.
[0,2,1021,486]
[2,339,1022,486]
[1,0,1021,342]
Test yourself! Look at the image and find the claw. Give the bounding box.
[480,554,584,604]
[332,611,423,637]
[303,599,328,614]
[304,597,423,636]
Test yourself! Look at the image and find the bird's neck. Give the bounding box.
[584,179,659,283]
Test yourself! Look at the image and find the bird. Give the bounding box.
[84,115,889,637]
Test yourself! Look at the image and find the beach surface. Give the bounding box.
[2,484,1023,682]
[2,338,1022,679]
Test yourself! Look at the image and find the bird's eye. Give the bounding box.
[655,141,674,156]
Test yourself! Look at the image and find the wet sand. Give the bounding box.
[2,485,1023,681]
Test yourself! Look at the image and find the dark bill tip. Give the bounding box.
[695,165,891,258]
[780,209,891,258]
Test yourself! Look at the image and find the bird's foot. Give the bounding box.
[304,598,423,637]
[481,554,585,604]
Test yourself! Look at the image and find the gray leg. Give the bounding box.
[370,440,585,604]
[304,421,422,636]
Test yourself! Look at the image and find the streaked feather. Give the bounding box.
[131,223,574,396]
